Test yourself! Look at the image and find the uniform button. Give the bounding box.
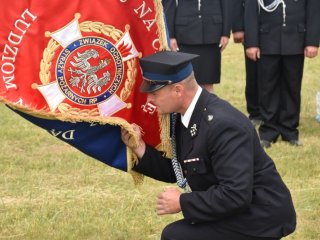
[198,15,202,19]
[184,170,188,175]
[193,168,197,172]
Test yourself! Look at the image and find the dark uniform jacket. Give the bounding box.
[232,0,245,33]
[133,90,296,238]
[162,0,232,45]
[244,0,320,55]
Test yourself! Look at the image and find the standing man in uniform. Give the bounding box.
[162,0,232,93]
[245,0,320,148]
[232,0,262,126]
[121,51,296,240]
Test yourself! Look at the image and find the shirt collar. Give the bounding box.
[181,86,202,128]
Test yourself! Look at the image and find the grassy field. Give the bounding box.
[1,42,320,240]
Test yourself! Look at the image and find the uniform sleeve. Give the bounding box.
[132,144,176,183]
[162,0,176,38]
[305,0,320,47]
[180,120,254,223]
[244,0,259,48]
[221,0,232,37]
[232,0,244,33]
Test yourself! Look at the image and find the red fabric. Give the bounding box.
[0,0,166,147]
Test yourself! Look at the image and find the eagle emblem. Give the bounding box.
[69,49,111,94]
[35,13,140,117]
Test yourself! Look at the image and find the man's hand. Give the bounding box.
[246,47,260,61]
[219,36,229,52]
[121,123,146,158]
[304,46,318,58]
[170,38,179,52]
[156,187,182,215]
[233,31,244,43]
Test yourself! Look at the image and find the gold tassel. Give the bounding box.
[158,114,172,158]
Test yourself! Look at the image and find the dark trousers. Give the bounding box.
[257,54,304,142]
[161,219,280,240]
[244,49,260,120]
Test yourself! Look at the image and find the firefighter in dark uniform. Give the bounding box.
[232,0,262,126]
[162,0,232,93]
[245,0,320,148]
[121,51,296,240]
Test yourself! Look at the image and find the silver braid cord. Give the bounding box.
[171,113,191,192]
[257,0,287,26]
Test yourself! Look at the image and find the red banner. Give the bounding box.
[0,0,170,176]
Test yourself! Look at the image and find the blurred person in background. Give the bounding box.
[162,0,232,93]
[232,0,262,127]
[245,0,320,148]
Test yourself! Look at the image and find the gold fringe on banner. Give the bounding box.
[1,98,144,184]
[153,0,173,158]
[154,0,170,52]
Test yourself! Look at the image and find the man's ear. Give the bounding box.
[173,84,183,96]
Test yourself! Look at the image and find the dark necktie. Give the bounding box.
[178,120,189,159]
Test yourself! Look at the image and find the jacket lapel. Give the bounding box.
[179,118,193,160]
[178,90,210,160]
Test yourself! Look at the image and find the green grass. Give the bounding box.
[1,42,320,239]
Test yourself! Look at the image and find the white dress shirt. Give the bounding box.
[181,86,203,128]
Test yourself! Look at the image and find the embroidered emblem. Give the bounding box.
[208,115,213,121]
[35,13,140,117]
[141,102,156,115]
[190,123,197,137]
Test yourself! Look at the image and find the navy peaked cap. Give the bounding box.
[139,51,199,93]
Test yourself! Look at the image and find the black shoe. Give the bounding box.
[260,140,271,148]
[289,139,303,146]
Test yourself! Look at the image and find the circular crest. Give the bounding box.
[38,18,138,116]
